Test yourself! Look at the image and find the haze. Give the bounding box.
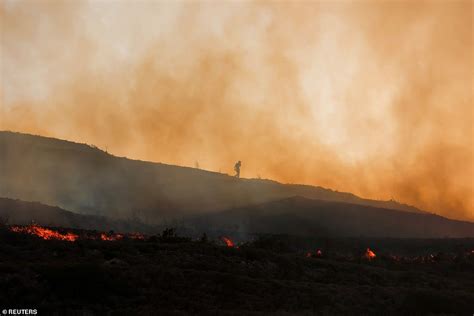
[1,0,472,221]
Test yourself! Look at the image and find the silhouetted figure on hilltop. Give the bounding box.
[234,161,241,178]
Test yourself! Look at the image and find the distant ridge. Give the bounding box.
[185,196,474,238]
[1,131,431,224]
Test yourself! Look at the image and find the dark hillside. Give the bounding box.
[1,197,472,238]
[1,131,425,223]
[185,196,474,238]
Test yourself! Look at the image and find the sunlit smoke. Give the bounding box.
[1,1,472,220]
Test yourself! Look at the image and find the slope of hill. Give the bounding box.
[0,198,155,233]
[184,196,474,238]
[1,131,426,223]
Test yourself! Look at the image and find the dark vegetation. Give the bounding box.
[1,225,474,315]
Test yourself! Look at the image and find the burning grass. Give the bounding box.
[9,225,79,242]
[8,225,474,265]
[1,227,474,314]
[220,236,235,247]
[365,248,376,260]
[100,233,124,241]
[9,225,144,242]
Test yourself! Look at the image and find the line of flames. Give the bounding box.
[10,225,79,242]
[10,225,231,245]
[8,227,474,261]
[9,225,145,242]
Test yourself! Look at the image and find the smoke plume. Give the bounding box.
[1,1,472,220]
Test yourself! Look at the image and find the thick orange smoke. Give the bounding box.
[1,1,472,220]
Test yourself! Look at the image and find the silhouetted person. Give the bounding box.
[234,160,241,178]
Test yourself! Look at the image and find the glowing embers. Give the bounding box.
[128,232,146,240]
[100,232,145,241]
[100,232,124,241]
[10,225,78,242]
[305,249,323,258]
[221,236,235,248]
[365,248,376,260]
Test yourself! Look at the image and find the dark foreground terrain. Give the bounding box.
[1,226,474,315]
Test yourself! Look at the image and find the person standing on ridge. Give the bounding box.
[234,161,241,178]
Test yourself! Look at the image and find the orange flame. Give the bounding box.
[100,233,124,241]
[10,225,78,242]
[365,248,376,260]
[221,236,234,247]
[9,225,148,242]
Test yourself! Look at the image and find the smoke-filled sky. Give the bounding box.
[1,0,473,220]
